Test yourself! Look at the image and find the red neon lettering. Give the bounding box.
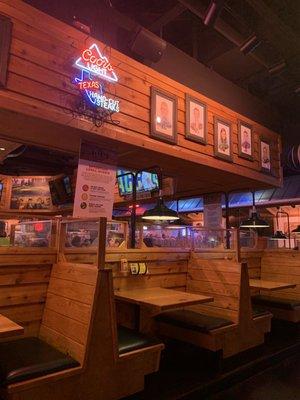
[81,48,114,72]
[82,49,91,61]
[77,80,100,90]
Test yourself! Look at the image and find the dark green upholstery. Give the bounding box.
[155,309,233,333]
[0,337,79,387]
[252,295,300,310]
[252,305,272,318]
[118,326,160,355]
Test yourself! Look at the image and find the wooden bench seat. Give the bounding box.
[118,326,161,355]
[252,295,300,310]
[155,309,233,333]
[0,337,79,387]
[257,251,300,323]
[156,255,272,358]
[252,305,272,318]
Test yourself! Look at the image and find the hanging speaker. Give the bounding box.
[130,27,166,63]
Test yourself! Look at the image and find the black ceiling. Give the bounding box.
[111,0,300,120]
[24,0,300,124]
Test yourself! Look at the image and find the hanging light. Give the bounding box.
[292,225,300,233]
[271,230,287,240]
[240,191,269,229]
[166,218,191,229]
[142,197,179,221]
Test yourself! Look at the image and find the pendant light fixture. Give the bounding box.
[142,197,179,221]
[292,225,300,233]
[142,168,179,222]
[240,191,269,228]
[270,209,291,248]
[271,230,287,240]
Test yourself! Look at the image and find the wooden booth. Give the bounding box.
[0,1,294,400]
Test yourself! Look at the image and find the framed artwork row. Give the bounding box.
[150,87,273,173]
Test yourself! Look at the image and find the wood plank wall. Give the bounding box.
[0,249,56,339]
[261,251,300,301]
[187,253,241,322]
[0,0,281,190]
[40,262,98,363]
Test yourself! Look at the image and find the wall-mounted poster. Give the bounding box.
[260,139,271,173]
[238,120,253,160]
[151,87,177,144]
[73,141,117,219]
[185,95,207,145]
[214,117,232,162]
[10,177,52,210]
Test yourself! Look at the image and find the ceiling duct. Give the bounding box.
[240,34,261,55]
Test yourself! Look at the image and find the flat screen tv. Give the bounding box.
[49,176,73,205]
[117,169,159,196]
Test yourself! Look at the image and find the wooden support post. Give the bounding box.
[97,218,107,270]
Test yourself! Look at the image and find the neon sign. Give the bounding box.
[74,43,120,112]
[75,43,118,83]
[75,70,120,112]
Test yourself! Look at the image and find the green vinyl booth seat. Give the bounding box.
[118,326,161,355]
[252,295,300,311]
[0,337,80,387]
[155,309,233,333]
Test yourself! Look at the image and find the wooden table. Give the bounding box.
[115,287,213,313]
[249,279,296,291]
[0,314,24,339]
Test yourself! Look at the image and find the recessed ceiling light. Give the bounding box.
[0,147,6,151]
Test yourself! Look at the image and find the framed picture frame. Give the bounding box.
[0,15,12,88]
[150,87,177,145]
[214,116,233,162]
[185,95,207,145]
[260,138,271,173]
[238,120,253,161]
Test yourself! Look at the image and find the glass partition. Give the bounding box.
[191,227,237,251]
[239,229,258,249]
[64,220,128,249]
[137,224,192,248]
[10,220,54,248]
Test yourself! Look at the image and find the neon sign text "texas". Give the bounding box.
[75,70,120,112]
[75,43,118,83]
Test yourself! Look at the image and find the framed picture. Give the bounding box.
[185,95,207,144]
[238,120,253,160]
[260,139,271,173]
[0,15,12,88]
[214,116,232,162]
[151,87,177,144]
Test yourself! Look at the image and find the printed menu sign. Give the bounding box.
[73,141,116,218]
[203,193,222,228]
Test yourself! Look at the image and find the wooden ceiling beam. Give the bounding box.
[149,3,187,32]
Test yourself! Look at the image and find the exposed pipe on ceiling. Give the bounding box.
[177,0,270,68]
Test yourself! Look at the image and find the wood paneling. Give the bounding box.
[261,251,300,300]
[40,262,97,363]
[0,249,56,339]
[0,0,282,194]
[187,255,241,322]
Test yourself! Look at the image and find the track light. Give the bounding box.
[240,34,261,55]
[268,61,286,76]
[203,0,225,27]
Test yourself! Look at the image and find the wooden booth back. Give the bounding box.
[39,262,98,364]
[186,252,243,323]
[260,251,300,301]
[0,248,56,340]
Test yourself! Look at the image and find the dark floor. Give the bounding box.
[124,321,300,400]
[209,356,300,400]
